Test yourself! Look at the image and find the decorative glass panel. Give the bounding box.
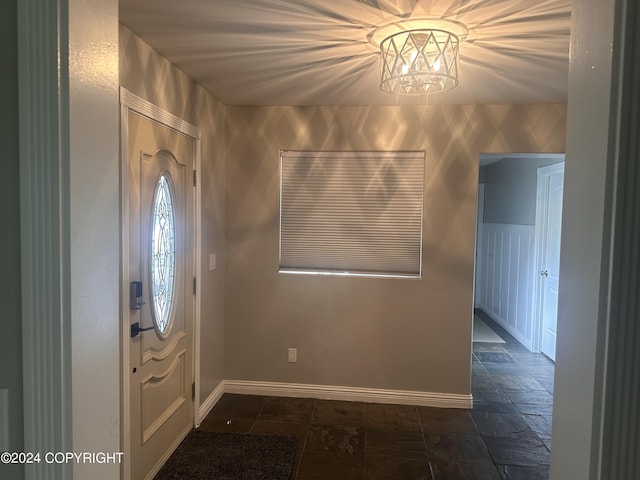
[150,174,176,334]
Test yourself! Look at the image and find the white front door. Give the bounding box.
[539,165,564,361]
[128,110,195,479]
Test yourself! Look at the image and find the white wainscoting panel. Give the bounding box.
[477,223,536,350]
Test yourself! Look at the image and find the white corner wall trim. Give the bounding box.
[198,381,225,425]
[18,1,73,477]
[223,381,472,409]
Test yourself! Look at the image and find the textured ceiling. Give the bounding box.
[119,0,571,106]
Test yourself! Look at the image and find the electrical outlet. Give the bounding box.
[209,253,216,271]
[287,348,297,363]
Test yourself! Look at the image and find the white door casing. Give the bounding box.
[120,89,202,480]
[533,162,564,361]
[474,183,485,308]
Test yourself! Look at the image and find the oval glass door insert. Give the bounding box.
[150,174,176,335]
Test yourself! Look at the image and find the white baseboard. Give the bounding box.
[480,307,533,351]
[198,381,225,425]
[223,380,472,409]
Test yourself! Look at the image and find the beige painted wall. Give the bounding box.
[120,27,226,404]
[225,104,566,395]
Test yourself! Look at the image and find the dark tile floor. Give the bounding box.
[199,312,554,479]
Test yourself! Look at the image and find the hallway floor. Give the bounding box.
[199,313,554,479]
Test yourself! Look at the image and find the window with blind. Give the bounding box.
[279,151,425,278]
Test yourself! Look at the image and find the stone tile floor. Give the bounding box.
[199,312,554,479]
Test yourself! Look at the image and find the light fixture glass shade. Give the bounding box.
[380,29,460,95]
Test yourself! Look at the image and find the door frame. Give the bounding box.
[119,88,202,480]
[473,183,485,308]
[532,161,565,354]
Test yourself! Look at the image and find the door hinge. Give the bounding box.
[193,277,196,294]
[193,170,197,187]
[192,382,195,400]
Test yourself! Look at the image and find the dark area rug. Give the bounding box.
[154,430,297,480]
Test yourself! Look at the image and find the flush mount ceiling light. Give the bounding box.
[369,19,469,96]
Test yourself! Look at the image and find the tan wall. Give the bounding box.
[224,104,566,395]
[120,26,226,403]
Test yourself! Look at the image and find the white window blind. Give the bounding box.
[279,151,425,277]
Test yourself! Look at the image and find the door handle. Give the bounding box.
[540,270,548,277]
[131,322,155,338]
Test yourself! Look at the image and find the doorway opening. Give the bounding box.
[471,153,564,470]
[473,153,565,357]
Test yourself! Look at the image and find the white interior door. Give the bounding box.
[128,110,195,480]
[538,166,564,361]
